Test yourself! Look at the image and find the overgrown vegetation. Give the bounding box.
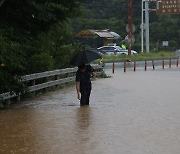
[0,0,85,94]
[97,71,111,78]
[103,52,176,62]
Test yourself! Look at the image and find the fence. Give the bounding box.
[0,65,103,103]
[108,58,179,73]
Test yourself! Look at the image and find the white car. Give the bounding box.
[97,46,137,56]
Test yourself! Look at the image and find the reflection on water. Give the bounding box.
[76,106,91,130]
[1,70,180,153]
[73,107,94,154]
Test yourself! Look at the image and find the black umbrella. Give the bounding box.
[70,48,102,66]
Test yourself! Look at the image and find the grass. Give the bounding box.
[96,71,111,78]
[102,51,176,62]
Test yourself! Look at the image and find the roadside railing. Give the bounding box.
[105,58,179,73]
[0,65,103,103]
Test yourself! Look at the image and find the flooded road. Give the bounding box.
[1,69,180,154]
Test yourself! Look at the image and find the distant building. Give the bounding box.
[76,29,121,48]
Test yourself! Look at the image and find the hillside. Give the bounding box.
[72,0,180,52]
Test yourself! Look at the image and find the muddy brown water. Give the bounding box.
[1,69,180,154]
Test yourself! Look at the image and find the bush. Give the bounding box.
[97,71,111,78]
[30,52,54,73]
[0,35,27,94]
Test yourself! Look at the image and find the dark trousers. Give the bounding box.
[80,86,91,106]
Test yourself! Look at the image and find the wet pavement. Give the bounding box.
[1,68,180,154]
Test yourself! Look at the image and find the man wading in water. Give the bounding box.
[75,64,95,106]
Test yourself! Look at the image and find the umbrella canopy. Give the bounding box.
[70,48,102,66]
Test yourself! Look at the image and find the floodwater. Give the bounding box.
[1,67,180,154]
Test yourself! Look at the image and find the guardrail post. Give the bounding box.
[32,79,36,96]
[17,94,21,102]
[55,75,59,88]
[112,62,115,74]
[144,60,147,71]
[43,77,49,92]
[176,58,179,67]
[124,61,126,73]
[169,58,171,68]
[134,61,136,72]
[152,60,155,70]
[7,99,10,106]
[162,58,164,69]
[66,72,70,85]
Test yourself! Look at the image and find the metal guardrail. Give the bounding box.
[22,68,77,81]
[0,65,103,102]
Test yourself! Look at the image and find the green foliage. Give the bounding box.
[0,34,27,93]
[35,21,82,70]
[97,71,111,78]
[0,1,85,94]
[73,0,180,51]
[0,0,85,38]
[31,52,54,73]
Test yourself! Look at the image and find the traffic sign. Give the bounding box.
[125,35,135,45]
[156,0,180,14]
[162,41,169,46]
[126,24,136,33]
[140,23,146,30]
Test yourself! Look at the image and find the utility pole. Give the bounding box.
[128,0,132,56]
[141,0,179,53]
[141,0,150,53]
[145,1,150,53]
[141,0,144,53]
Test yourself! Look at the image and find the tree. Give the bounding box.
[73,0,180,51]
[0,0,6,7]
[0,0,85,94]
